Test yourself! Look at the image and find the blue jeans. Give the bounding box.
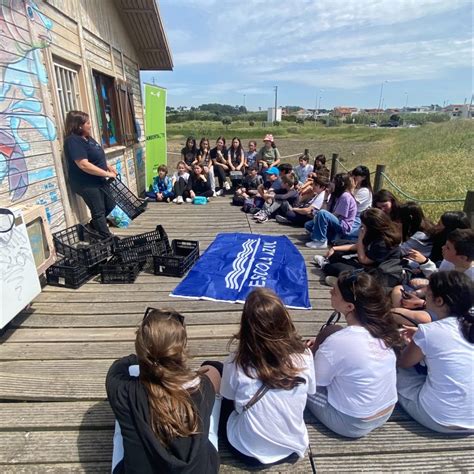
[305,210,343,243]
[344,215,361,241]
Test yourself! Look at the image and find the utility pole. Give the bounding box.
[274,86,278,122]
[243,94,246,108]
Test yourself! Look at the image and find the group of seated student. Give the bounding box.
[106,270,473,472]
[146,134,284,204]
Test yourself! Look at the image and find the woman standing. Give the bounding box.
[63,110,117,236]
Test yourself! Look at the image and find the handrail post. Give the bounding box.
[463,191,474,227]
[373,164,386,192]
[330,153,339,180]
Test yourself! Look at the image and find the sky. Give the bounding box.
[141,0,473,111]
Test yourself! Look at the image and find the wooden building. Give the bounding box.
[0,0,172,232]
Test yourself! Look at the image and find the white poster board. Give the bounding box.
[0,208,41,330]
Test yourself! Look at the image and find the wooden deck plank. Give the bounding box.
[1,199,472,472]
[0,422,471,464]
[0,403,410,431]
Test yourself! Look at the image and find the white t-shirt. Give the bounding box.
[309,190,326,212]
[354,187,372,215]
[310,326,397,418]
[438,260,474,280]
[172,171,190,183]
[413,317,474,429]
[220,350,316,464]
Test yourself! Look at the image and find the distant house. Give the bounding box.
[333,107,358,119]
[444,104,471,119]
[295,108,314,119]
[0,0,172,232]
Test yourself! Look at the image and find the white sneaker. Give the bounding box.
[172,198,178,203]
[324,276,338,287]
[224,181,231,191]
[305,240,328,249]
[313,255,328,267]
[176,196,183,204]
[212,191,217,197]
[253,211,265,219]
[216,189,224,196]
[185,198,193,203]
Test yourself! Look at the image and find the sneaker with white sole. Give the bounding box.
[176,196,184,204]
[313,255,328,268]
[256,214,268,223]
[172,198,178,203]
[216,189,224,196]
[224,181,231,191]
[185,198,193,203]
[324,276,338,287]
[212,191,217,197]
[275,215,291,225]
[253,211,265,220]
[305,240,328,249]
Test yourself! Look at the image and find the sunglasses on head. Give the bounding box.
[143,307,185,326]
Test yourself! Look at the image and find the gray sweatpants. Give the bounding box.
[307,386,392,438]
[397,367,473,434]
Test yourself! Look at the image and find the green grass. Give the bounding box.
[166,120,474,220]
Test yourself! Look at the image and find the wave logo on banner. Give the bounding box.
[224,238,260,290]
[171,233,311,309]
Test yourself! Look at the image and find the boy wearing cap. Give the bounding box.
[251,166,282,211]
[256,134,281,170]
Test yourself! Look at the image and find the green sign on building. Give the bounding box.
[144,84,167,189]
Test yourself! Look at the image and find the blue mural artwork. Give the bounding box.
[0,0,56,202]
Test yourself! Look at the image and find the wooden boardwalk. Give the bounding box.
[0,200,472,472]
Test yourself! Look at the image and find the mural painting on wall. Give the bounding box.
[0,1,58,221]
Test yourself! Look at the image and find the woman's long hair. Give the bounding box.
[430,211,471,263]
[135,309,200,447]
[231,288,307,390]
[229,137,243,163]
[64,110,88,138]
[361,207,401,248]
[351,165,372,193]
[429,271,474,343]
[328,172,352,212]
[398,201,434,242]
[372,189,400,221]
[337,271,403,351]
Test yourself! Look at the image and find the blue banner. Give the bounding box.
[171,233,311,309]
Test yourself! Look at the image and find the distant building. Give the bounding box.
[333,107,358,118]
[267,107,282,122]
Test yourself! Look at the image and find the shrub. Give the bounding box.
[249,120,255,127]
[222,116,232,126]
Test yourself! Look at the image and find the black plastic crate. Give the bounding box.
[104,175,147,219]
[46,257,100,289]
[153,240,199,277]
[99,257,144,284]
[115,225,171,263]
[53,224,115,267]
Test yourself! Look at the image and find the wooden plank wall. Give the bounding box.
[0,0,147,231]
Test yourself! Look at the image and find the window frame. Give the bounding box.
[51,56,83,136]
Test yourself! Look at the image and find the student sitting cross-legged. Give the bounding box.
[106,309,221,474]
[275,175,330,227]
[183,163,213,202]
[219,288,316,467]
[315,208,403,289]
[306,271,402,438]
[145,165,174,202]
[305,172,357,249]
[397,271,473,434]
[392,228,474,326]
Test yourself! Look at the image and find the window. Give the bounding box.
[116,79,138,146]
[52,58,82,128]
[92,71,138,148]
[93,71,120,147]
